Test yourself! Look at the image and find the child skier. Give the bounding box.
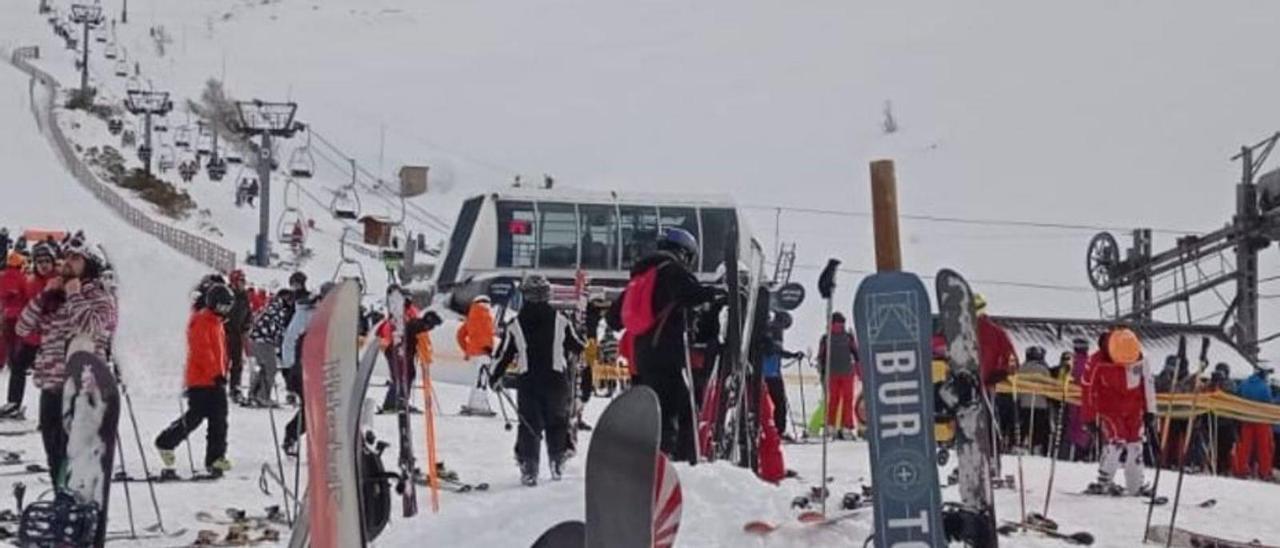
[155,281,235,476]
[1081,326,1155,496]
[490,275,584,486]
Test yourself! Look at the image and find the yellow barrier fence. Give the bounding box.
[994,373,1280,425]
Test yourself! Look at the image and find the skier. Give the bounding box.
[616,228,718,463]
[816,312,859,439]
[379,290,422,413]
[1017,346,1052,455]
[155,281,234,476]
[1081,326,1155,496]
[1233,367,1274,480]
[15,240,117,482]
[490,275,584,486]
[761,318,802,441]
[2,245,57,418]
[1,252,26,377]
[279,282,331,456]
[246,273,305,405]
[225,270,251,404]
[456,295,495,360]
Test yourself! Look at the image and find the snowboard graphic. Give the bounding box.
[935,268,998,546]
[584,386,683,548]
[62,344,121,548]
[299,280,363,548]
[852,272,945,548]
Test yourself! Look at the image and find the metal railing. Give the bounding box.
[8,46,237,273]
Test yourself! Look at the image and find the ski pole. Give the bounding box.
[115,438,137,538]
[1143,335,1188,543]
[1042,368,1071,518]
[116,362,165,532]
[1012,373,1027,526]
[816,258,839,518]
[681,313,701,464]
[1165,338,1211,548]
[420,360,440,513]
[796,353,808,441]
[265,375,293,525]
[495,385,540,439]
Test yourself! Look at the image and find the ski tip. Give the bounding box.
[796,511,825,524]
[743,521,778,534]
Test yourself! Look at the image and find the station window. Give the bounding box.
[619,205,660,269]
[496,201,536,268]
[538,202,579,268]
[658,206,700,247]
[580,204,619,270]
[699,208,737,272]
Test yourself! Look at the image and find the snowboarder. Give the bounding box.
[225,270,251,403]
[379,291,422,413]
[491,275,585,486]
[1,244,57,418]
[1081,326,1154,496]
[816,312,859,439]
[155,281,235,476]
[15,239,117,482]
[616,227,718,463]
[1233,367,1274,480]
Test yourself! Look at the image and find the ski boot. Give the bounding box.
[229,388,244,405]
[282,439,298,458]
[519,461,538,487]
[157,448,176,469]
[550,458,565,481]
[0,403,23,420]
[841,492,864,510]
[157,468,181,482]
[209,458,232,476]
[1084,480,1123,496]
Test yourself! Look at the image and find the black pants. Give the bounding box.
[38,389,67,485]
[227,333,244,391]
[764,376,787,437]
[636,367,695,463]
[155,386,228,467]
[381,348,416,410]
[6,343,36,407]
[283,367,306,445]
[515,373,570,467]
[1018,406,1052,455]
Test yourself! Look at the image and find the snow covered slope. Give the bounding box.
[15,0,1280,352]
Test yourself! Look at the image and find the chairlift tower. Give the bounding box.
[1085,131,1280,362]
[231,100,300,267]
[70,3,103,97]
[123,89,173,178]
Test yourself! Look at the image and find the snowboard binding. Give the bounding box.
[18,491,100,547]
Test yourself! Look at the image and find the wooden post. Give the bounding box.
[870,159,902,272]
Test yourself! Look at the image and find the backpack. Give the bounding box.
[620,262,675,337]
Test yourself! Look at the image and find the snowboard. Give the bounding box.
[298,280,363,548]
[584,386,682,548]
[388,288,418,518]
[851,271,945,548]
[62,345,122,548]
[1146,525,1278,548]
[935,268,998,546]
[530,520,585,548]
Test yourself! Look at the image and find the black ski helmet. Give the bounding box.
[656,227,698,268]
[289,271,308,290]
[204,283,235,316]
[1025,345,1046,363]
[522,274,551,303]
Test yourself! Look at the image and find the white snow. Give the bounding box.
[3,1,1280,546]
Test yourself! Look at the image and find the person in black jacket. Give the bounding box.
[225,270,252,403]
[491,275,584,486]
[613,228,719,463]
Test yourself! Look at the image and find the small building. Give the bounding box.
[359,215,394,247]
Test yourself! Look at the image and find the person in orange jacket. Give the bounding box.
[456,295,496,360]
[155,280,235,476]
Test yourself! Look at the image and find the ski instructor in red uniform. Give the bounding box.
[1082,326,1155,496]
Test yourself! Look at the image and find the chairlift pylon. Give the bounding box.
[330,159,361,220]
[287,127,316,179]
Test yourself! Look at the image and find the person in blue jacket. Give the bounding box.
[761,318,803,442]
[1233,368,1274,480]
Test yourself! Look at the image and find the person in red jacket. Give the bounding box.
[1,252,27,373]
[974,294,1018,454]
[0,244,57,418]
[377,288,422,413]
[1081,327,1155,496]
[155,281,235,476]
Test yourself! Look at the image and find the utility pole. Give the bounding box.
[122,0,128,24]
[232,100,299,267]
[124,90,173,178]
[70,3,103,98]
[1235,146,1261,360]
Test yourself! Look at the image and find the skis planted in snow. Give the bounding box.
[998,520,1094,545]
[1146,525,1279,548]
[387,288,418,518]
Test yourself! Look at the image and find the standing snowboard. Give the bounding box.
[852,272,945,548]
[935,269,998,546]
[62,344,122,548]
[583,386,683,548]
[299,281,364,548]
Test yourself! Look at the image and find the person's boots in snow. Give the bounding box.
[157,448,176,469]
[208,457,232,477]
[0,403,23,419]
[550,456,566,481]
[520,460,538,487]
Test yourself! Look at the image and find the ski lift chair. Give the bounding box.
[158,145,175,173]
[103,43,117,59]
[174,126,192,149]
[330,189,360,220]
[107,117,123,136]
[195,129,212,156]
[95,30,106,44]
[277,207,307,246]
[153,115,169,133]
[125,75,143,94]
[113,60,127,78]
[224,148,243,165]
[207,157,228,181]
[287,130,316,179]
[333,227,368,292]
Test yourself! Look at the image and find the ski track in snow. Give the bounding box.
[4,1,1280,546]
